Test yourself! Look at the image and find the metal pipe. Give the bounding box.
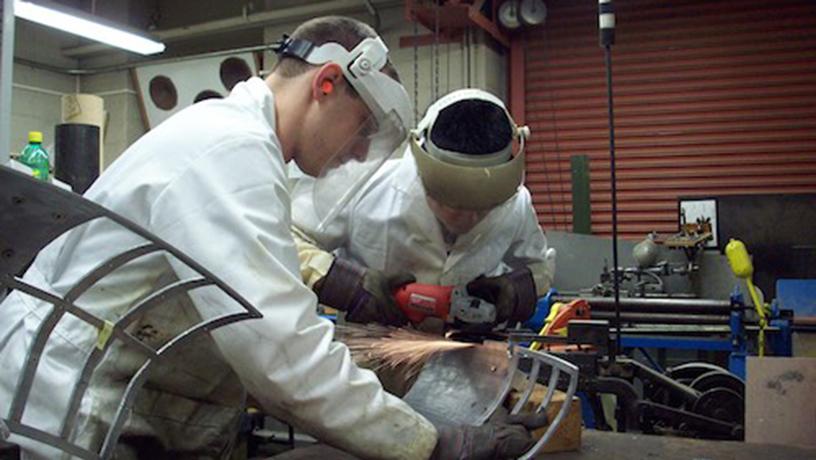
[592,311,731,325]
[12,83,66,97]
[1,0,16,166]
[629,359,700,404]
[794,317,816,327]
[11,57,73,75]
[554,296,733,314]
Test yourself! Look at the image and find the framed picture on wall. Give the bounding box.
[678,197,719,249]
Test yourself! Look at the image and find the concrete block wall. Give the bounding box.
[10,21,78,158]
[10,64,145,171]
[10,64,76,159]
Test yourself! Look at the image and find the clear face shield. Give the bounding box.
[280,35,413,232]
[305,111,407,230]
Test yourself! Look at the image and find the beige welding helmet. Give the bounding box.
[410,88,531,210]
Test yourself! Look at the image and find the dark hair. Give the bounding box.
[272,16,400,84]
[429,99,514,155]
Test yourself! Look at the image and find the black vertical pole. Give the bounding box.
[599,0,621,358]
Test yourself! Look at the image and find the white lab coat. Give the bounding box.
[0,78,436,459]
[292,152,555,292]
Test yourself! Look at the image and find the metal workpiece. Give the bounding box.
[403,342,579,460]
[0,166,262,460]
[403,342,517,427]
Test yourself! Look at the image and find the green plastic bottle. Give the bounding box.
[20,131,50,181]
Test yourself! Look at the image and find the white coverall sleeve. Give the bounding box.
[292,225,336,289]
[506,188,556,296]
[148,138,437,460]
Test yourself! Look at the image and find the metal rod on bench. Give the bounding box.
[555,296,733,314]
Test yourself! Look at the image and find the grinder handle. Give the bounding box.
[393,283,454,324]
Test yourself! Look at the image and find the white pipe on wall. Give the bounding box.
[1,0,16,165]
[10,83,135,98]
[12,83,66,97]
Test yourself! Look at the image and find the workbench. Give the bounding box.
[545,430,816,460]
[258,429,816,460]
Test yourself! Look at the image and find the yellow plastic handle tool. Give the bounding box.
[726,239,767,356]
[725,239,753,279]
[530,302,564,351]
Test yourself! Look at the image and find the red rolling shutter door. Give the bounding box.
[523,0,816,240]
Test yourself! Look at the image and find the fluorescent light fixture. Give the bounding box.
[14,0,165,55]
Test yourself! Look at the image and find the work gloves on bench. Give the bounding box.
[316,258,413,326]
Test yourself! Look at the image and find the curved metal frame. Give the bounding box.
[510,347,580,460]
[0,166,262,459]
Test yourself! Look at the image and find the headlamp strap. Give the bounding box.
[271,34,315,60]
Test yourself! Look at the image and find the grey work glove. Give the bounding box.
[431,411,548,460]
[316,258,415,326]
[466,268,538,324]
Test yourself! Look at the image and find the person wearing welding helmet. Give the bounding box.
[293,88,555,330]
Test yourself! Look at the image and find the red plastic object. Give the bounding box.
[393,283,454,324]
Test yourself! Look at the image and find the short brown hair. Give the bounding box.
[271,16,400,83]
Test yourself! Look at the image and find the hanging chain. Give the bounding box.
[413,6,419,124]
[446,40,451,94]
[433,1,440,101]
[465,28,471,87]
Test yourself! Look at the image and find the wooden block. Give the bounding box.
[746,357,816,449]
[507,384,582,454]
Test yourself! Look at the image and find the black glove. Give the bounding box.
[316,258,415,326]
[466,268,537,324]
[431,411,548,460]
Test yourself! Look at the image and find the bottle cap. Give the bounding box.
[28,131,43,143]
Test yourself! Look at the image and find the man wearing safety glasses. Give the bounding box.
[0,16,540,460]
[294,89,555,333]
